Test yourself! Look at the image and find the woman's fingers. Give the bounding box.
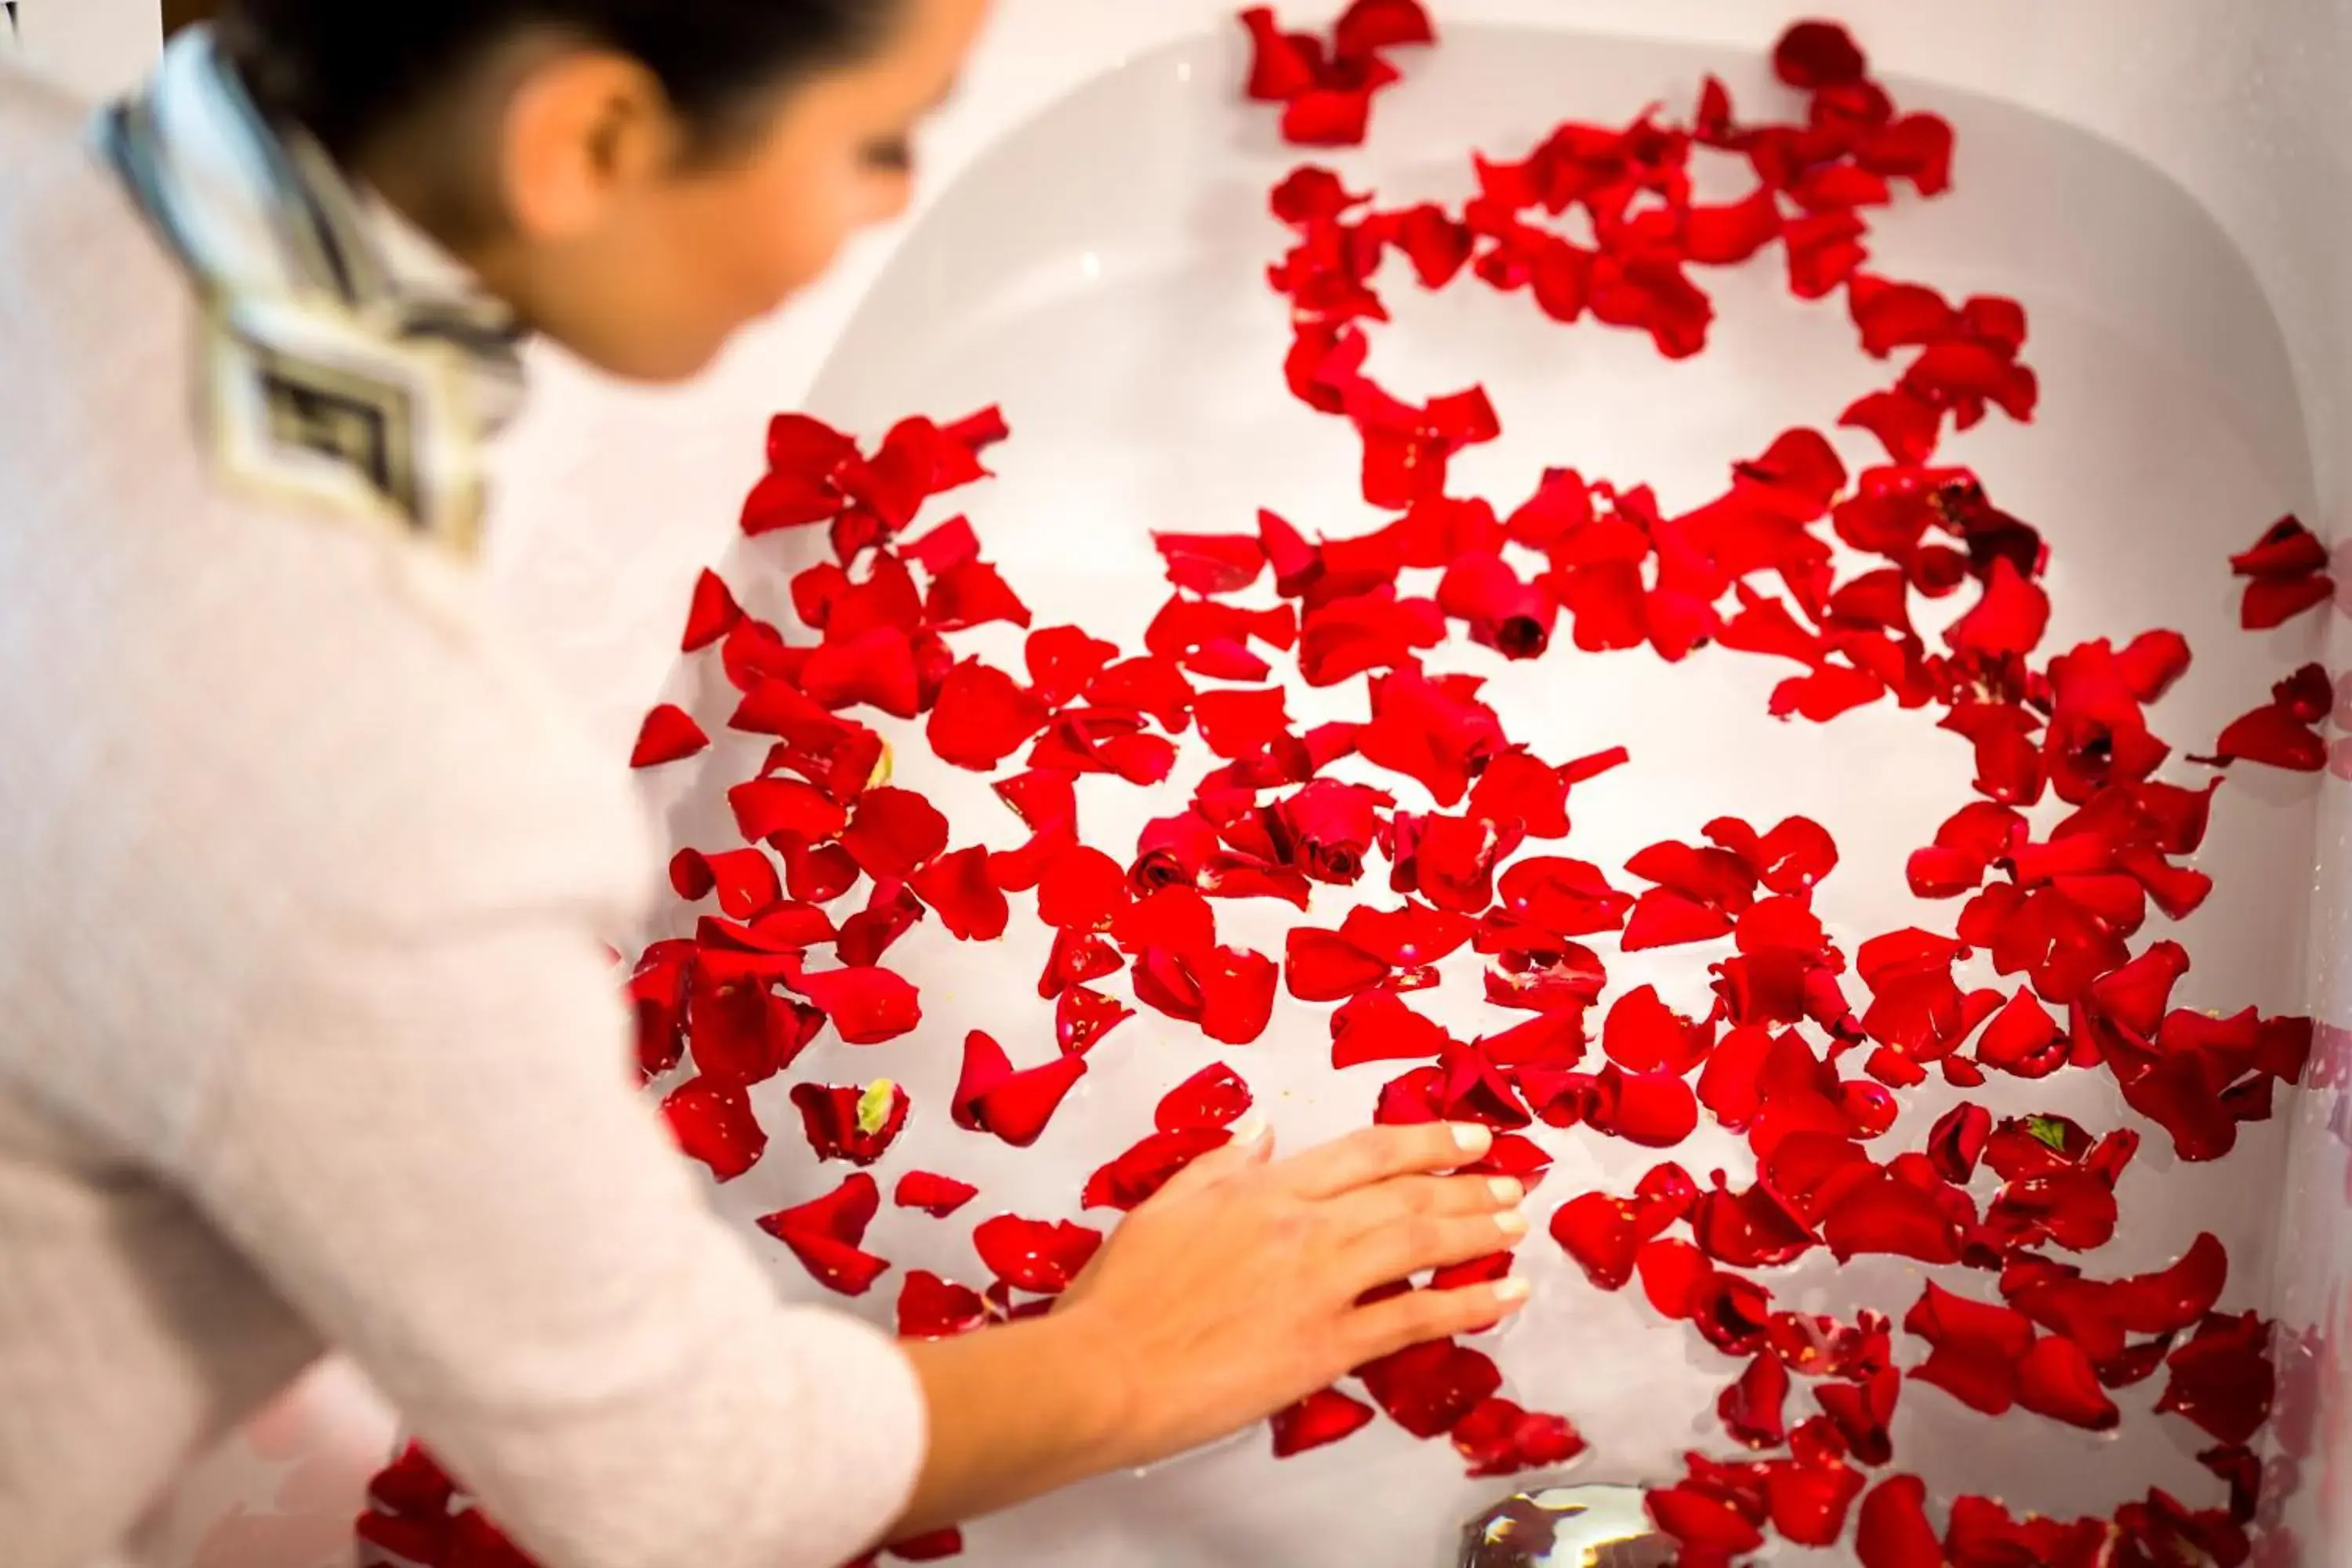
[1323,1172,1523,1243]
[1142,1117,1275,1206]
[1345,1203,1529,1287]
[1345,1277,1532,1363]
[1272,1121,1493,1200]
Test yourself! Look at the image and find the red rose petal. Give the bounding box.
[1773,20,1867,88]
[788,965,921,1045]
[2156,1312,2276,1446]
[972,1214,1103,1294]
[898,1269,990,1338]
[1623,887,1737,950]
[895,1171,979,1218]
[757,1172,889,1296]
[1720,1352,1792,1448]
[2231,514,2328,578]
[681,570,742,652]
[907,845,1011,941]
[2204,683,2329,772]
[840,787,950,880]
[1857,1475,1944,1568]
[1450,1396,1587,1478]
[1285,926,1395,1002]
[660,1076,768,1181]
[1054,984,1134,1054]
[1193,685,1295,760]
[927,660,1051,771]
[1601,985,1710,1076]
[2244,575,2333,629]
[1647,1482,1766,1555]
[952,1029,1088,1147]
[1356,1337,1502,1438]
[1330,985,1453,1068]
[630,704,710,768]
[1926,1102,1993,1183]
[1037,845,1131,931]
[2016,1331,2121,1431]
[885,1528,965,1562]
[924,558,1032,632]
[790,1080,909,1166]
[1974,989,2065,1078]
[1270,1387,1377,1457]
[1766,1454,1867,1547]
[1156,1064,1254,1133]
[1083,1127,1232,1210]
[1332,0,1435,58]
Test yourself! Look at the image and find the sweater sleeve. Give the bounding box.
[181,906,928,1568]
[158,583,928,1568]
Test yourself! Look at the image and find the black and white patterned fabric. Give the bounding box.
[97,25,526,556]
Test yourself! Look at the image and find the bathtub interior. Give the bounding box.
[626,23,2329,1567]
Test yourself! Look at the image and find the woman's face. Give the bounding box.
[483,0,990,383]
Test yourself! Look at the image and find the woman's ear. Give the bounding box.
[499,49,673,243]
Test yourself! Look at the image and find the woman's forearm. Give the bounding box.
[891,1309,1135,1538]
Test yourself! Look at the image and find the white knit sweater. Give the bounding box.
[0,65,926,1568]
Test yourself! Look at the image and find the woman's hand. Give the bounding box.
[1053,1120,1529,1471]
[891,1122,1526,1539]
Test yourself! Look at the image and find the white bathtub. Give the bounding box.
[34,2,2352,1565]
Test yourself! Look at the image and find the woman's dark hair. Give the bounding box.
[216,0,906,165]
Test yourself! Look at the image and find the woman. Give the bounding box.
[0,2,1533,1566]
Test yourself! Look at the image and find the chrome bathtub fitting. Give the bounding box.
[1458,1483,1673,1568]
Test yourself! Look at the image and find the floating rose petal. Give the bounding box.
[1906,1283,2034,1416]
[1602,985,1710,1075]
[1926,1102,1992,1184]
[787,965,920,1046]
[758,1172,889,1296]
[1550,1192,1653,1291]
[1285,926,1395,1002]
[895,1171,979,1218]
[2016,1332,2121,1431]
[1193,685,1296,760]
[1621,886,1734,950]
[1156,1064,1254,1133]
[898,1270,989,1339]
[630,704,710,768]
[661,1076,768,1181]
[1054,984,1134,1054]
[906,845,1011,941]
[1451,1396,1588,1478]
[1856,1475,1943,1568]
[1271,1387,1377,1457]
[1766,1454,1867,1548]
[2199,663,2330,771]
[1721,1352,1792,1449]
[1773,20,1867,88]
[1332,985,1454,1068]
[952,1030,1087,1147]
[973,1214,1103,1295]
[1083,1127,1232,1210]
[2156,1312,2276,1446]
[1356,1337,1502,1438]
[790,1080,909,1166]
[927,659,1050,771]
[1973,989,2065,1078]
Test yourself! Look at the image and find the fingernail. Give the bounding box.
[1487,1176,1525,1206]
[1496,1210,1530,1239]
[1494,1276,1532,1305]
[1450,1122,1494,1156]
[1229,1112,1270,1146]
